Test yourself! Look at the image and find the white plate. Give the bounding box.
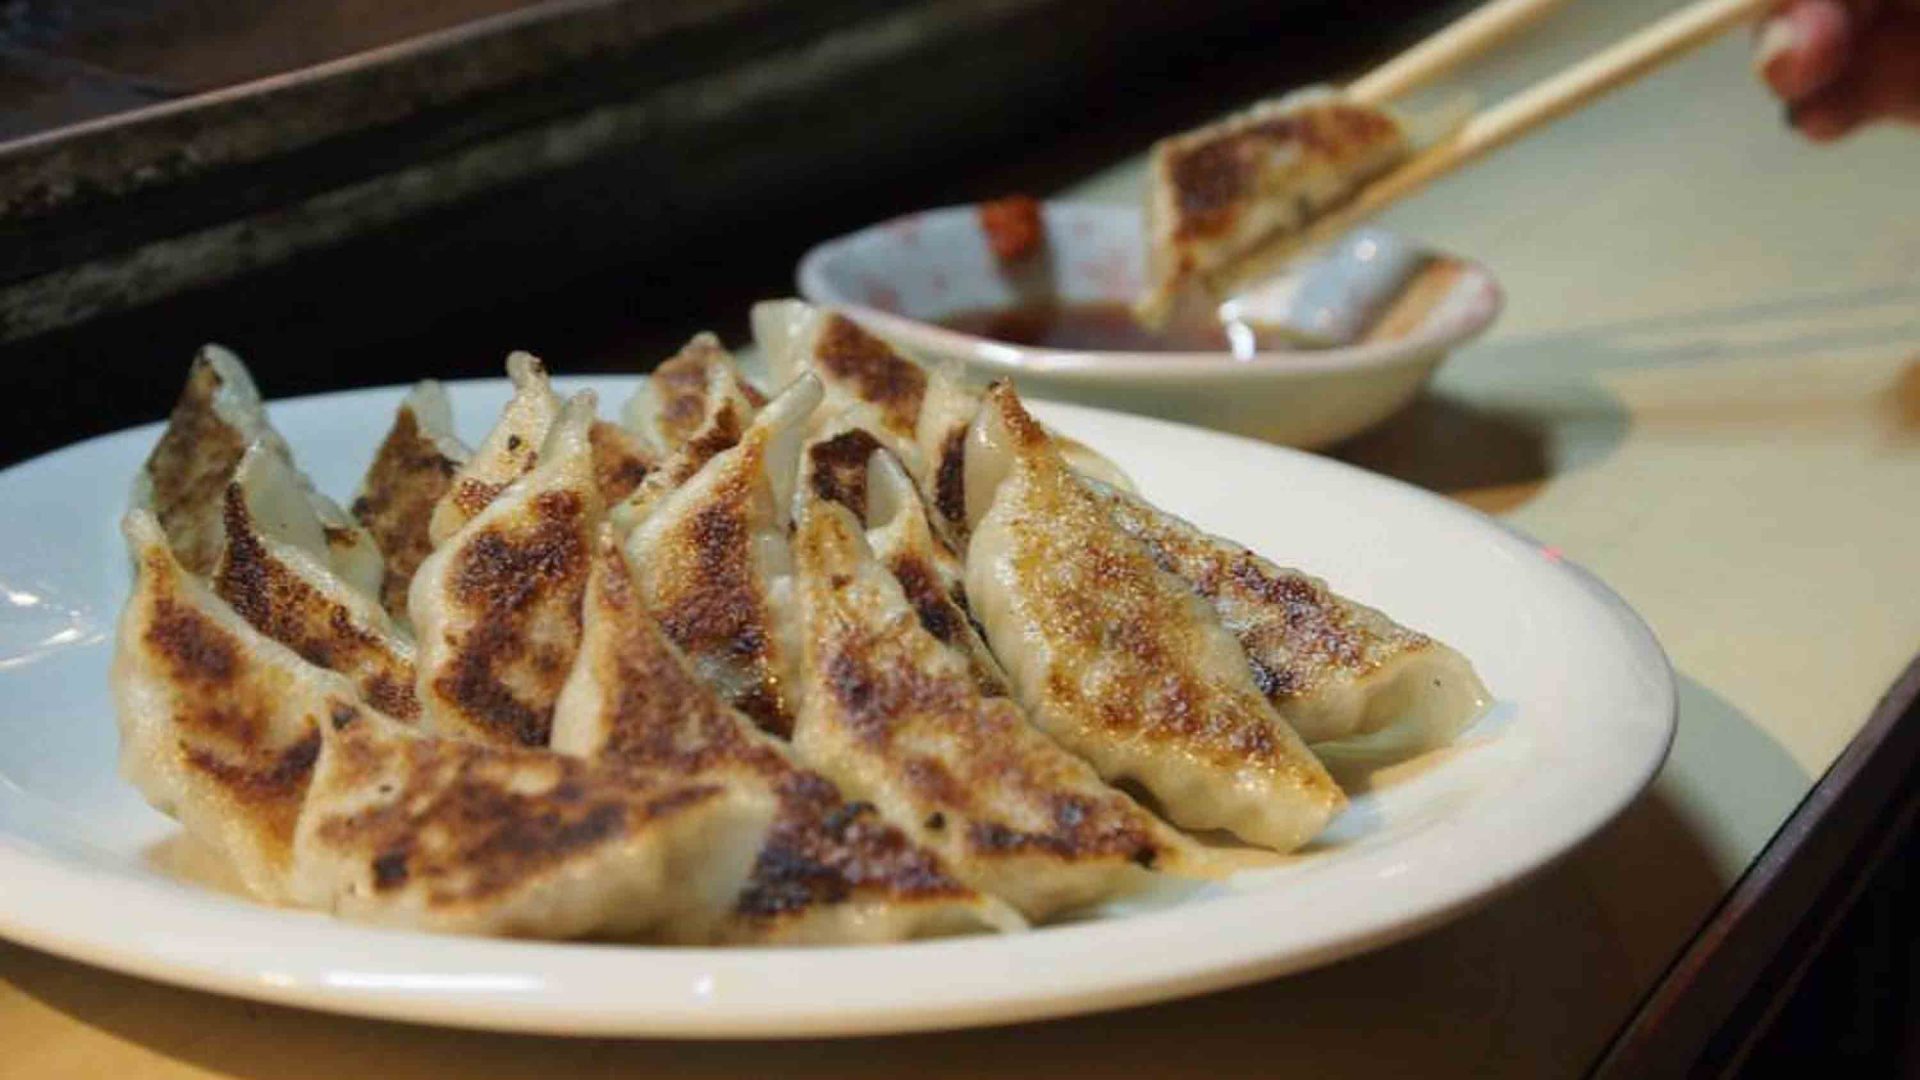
[0,376,1672,1038]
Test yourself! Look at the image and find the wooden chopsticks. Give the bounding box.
[1347,0,1574,107]
[1305,0,1775,255]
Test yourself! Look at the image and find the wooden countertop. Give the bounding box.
[5,0,1917,1075]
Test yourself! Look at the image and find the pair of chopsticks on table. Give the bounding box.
[1300,0,1774,249]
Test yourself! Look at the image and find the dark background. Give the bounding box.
[0,0,1437,464]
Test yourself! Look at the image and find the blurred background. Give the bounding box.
[0,0,1452,463]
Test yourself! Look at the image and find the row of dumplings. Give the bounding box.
[114,300,1489,944]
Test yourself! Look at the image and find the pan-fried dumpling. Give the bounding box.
[134,345,290,576]
[1084,479,1489,757]
[428,352,560,547]
[411,393,601,746]
[803,429,1007,696]
[115,509,336,900]
[1138,86,1413,320]
[621,332,765,452]
[609,346,762,535]
[963,383,1343,852]
[756,303,963,533]
[552,527,1020,943]
[621,375,822,737]
[290,707,772,939]
[353,381,470,622]
[754,300,1133,543]
[119,511,774,934]
[215,444,420,720]
[790,491,1190,920]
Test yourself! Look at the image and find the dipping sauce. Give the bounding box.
[936,247,1461,358]
[938,301,1260,356]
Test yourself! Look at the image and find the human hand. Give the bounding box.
[1755,0,1920,141]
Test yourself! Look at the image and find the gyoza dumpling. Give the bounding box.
[428,352,559,547]
[754,300,1132,543]
[621,332,765,452]
[803,429,1006,696]
[116,508,338,900]
[756,302,966,534]
[119,509,773,934]
[552,526,1019,943]
[1084,480,1489,758]
[1139,86,1414,319]
[133,345,290,576]
[621,376,821,736]
[290,707,772,939]
[215,444,420,721]
[352,381,471,621]
[411,393,601,746]
[790,490,1190,920]
[609,346,762,535]
[963,382,1343,852]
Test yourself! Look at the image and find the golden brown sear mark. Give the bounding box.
[216,488,420,719]
[142,357,253,576]
[652,494,790,737]
[805,429,883,522]
[435,490,590,746]
[883,554,962,648]
[352,405,462,619]
[137,574,323,865]
[1088,480,1430,703]
[312,729,724,907]
[934,426,969,538]
[815,316,926,437]
[579,536,972,924]
[144,592,240,690]
[1166,103,1399,240]
[180,728,320,850]
[738,773,970,919]
[816,621,1159,868]
[589,421,654,505]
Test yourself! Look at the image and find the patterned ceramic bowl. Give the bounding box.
[797,201,1502,447]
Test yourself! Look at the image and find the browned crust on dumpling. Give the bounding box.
[142,357,252,576]
[738,775,970,919]
[814,315,926,439]
[978,385,1333,782]
[640,398,748,503]
[137,548,320,873]
[589,421,654,506]
[352,404,461,621]
[218,488,420,719]
[653,343,716,443]
[312,711,726,909]
[1087,483,1431,701]
[432,489,591,746]
[651,333,765,449]
[648,478,790,737]
[933,425,970,540]
[580,538,974,926]
[804,428,883,522]
[813,604,1163,870]
[1161,102,1401,245]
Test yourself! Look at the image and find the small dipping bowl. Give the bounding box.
[797,201,1502,447]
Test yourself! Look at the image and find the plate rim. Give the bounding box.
[0,378,1676,1038]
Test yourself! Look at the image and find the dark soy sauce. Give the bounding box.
[938,301,1267,356]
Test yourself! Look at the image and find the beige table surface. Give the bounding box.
[6,1,1919,1076]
